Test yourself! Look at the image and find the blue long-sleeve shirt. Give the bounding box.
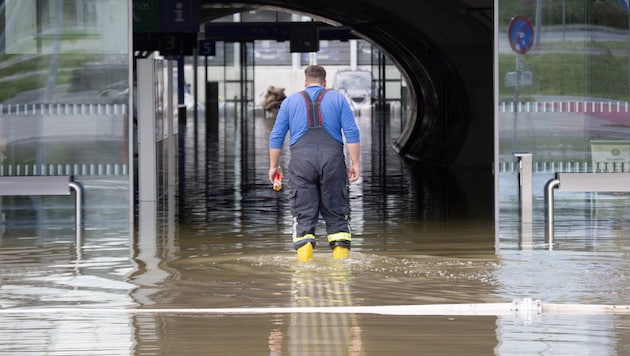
[268,85,360,149]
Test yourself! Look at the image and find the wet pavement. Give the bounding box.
[1,105,630,354]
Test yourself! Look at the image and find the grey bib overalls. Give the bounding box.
[289,89,352,250]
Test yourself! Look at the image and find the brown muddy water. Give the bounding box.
[1,106,630,355]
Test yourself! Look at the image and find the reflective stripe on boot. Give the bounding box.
[327,232,351,249]
[328,232,351,259]
[293,233,316,250]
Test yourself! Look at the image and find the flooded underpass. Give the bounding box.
[1,106,630,355]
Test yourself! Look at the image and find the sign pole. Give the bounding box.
[513,55,521,151]
[622,0,630,99]
[508,15,534,152]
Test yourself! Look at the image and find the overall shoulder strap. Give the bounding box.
[300,89,328,127]
[299,91,314,127]
[314,89,328,126]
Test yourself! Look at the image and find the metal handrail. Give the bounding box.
[544,178,560,243]
[0,176,83,228]
[68,181,83,229]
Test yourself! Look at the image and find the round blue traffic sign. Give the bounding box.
[508,15,535,55]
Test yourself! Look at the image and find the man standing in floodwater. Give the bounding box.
[268,65,361,261]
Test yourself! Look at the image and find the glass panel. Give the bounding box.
[0,0,130,228]
[241,9,292,22]
[300,40,351,66]
[357,40,373,66]
[254,39,291,66]
[498,1,630,221]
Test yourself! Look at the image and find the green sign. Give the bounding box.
[133,0,160,33]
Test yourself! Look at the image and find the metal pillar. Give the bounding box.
[514,153,533,223]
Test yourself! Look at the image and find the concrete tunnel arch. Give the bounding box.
[200,1,495,220]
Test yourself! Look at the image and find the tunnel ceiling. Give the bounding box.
[196,0,494,168]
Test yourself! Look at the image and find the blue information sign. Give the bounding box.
[508,15,535,55]
[620,0,629,11]
[198,40,216,56]
[160,0,199,33]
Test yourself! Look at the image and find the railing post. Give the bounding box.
[544,177,560,246]
[514,153,533,223]
[68,181,83,229]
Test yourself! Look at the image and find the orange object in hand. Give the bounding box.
[273,166,283,191]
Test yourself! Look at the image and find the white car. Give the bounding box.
[332,69,374,114]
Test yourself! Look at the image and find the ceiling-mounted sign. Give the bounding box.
[134,33,196,56]
[290,26,319,53]
[133,0,160,33]
[134,0,199,33]
[508,15,534,55]
[198,40,216,56]
[161,0,200,33]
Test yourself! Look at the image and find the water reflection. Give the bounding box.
[283,261,361,354]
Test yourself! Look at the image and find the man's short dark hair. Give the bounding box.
[304,65,326,81]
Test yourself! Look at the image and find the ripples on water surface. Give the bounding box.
[1,110,630,354]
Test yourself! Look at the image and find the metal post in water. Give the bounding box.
[544,177,560,246]
[513,153,533,223]
[69,181,83,229]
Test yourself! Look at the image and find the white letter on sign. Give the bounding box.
[174,2,184,22]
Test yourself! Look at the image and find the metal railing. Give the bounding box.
[544,172,630,242]
[0,163,128,177]
[0,175,84,228]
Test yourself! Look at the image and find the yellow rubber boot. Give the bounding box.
[297,242,313,262]
[332,246,349,259]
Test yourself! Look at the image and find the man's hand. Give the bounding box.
[346,142,360,183]
[348,162,360,182]
[269,165,280,184]
[268,148,282,183]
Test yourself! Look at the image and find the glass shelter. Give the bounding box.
[497,0,630,237]
[0,0,131,233]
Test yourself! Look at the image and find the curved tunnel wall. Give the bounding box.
[203,0,495,220]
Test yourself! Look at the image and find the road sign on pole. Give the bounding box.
[505,71,533,87]
[508,15,535,55]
